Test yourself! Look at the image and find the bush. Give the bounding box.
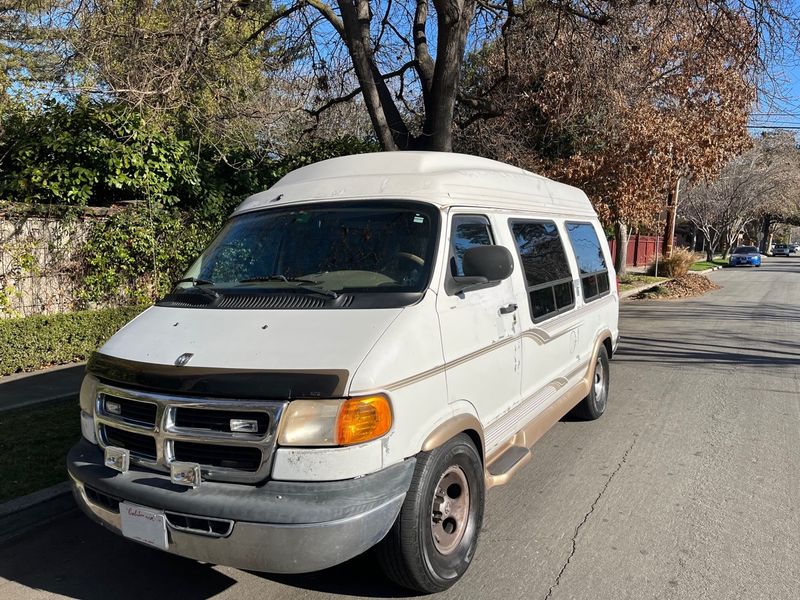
[0,306,144,376]
[648,247,696,277]
[0,100,200,207]
[78,204,212,306]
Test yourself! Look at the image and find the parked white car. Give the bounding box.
[68,152,620,593]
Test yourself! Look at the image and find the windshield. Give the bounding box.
[734,246,758,254]
[180,202,439,294]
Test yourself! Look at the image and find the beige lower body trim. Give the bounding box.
[483,335,609,489]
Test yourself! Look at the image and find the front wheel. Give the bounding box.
[570,345,610,420]
[376,434,485,593]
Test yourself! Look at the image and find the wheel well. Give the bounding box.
[462,429,484,464]
[603,336,613,358]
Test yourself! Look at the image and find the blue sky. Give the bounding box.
[749,8,800,135]
[750,60,800,132]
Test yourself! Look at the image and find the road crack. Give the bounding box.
[543,434,639,600]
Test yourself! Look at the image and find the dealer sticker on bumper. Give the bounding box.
[119,502,169,550]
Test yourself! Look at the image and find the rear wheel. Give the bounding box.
[570,346,610,420]
[376,434,484,593]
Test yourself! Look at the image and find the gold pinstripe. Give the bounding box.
[378,320,584,393]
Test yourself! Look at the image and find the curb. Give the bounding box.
[620,265,726,300]
[694,265,725,274]
[619,279,673,300]
[0,481,76,544]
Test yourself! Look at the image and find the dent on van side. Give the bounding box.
[67,151,619,594]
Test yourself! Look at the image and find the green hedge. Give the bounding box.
[0,306,145,376]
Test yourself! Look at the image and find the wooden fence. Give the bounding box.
[607,234,660,268]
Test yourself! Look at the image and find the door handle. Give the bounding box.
[499,303,518,315]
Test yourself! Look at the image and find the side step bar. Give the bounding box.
[485,445,531,488]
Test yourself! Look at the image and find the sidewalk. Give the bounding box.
[0,363,85,412]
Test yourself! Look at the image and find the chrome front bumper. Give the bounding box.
[68,440,414,574]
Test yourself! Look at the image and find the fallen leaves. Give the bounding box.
[634,274,720,300]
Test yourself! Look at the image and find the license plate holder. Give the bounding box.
[119,502,169,550]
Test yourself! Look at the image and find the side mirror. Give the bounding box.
[449,245,514,294]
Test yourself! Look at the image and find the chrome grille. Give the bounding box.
[102,394,157,427]
[174,407,269,435]
[94,383,287,484]
[102,425,157,460]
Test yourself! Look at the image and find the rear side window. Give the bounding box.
[510,220,575,321]
[451,215,494,276]
[566,222,610,301]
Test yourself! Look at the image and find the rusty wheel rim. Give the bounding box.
[430,465,470,555]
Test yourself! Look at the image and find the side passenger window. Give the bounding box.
[511,221,575,321]
[451,215,494,276]
[566,223,610,301]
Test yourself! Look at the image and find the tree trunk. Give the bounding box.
[662,179,679,257]
[705,236,715,262]
[420,0,476,151]
[760,216,771,253]
[337,0,411,151]
[614,220,628,276]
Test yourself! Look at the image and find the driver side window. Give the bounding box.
[451,215,494,276]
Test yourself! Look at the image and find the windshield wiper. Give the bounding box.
[237,275,338,298]
[174,277,215,286]
[172,277,218,299]
[238,275,318,284]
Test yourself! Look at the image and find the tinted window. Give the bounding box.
[512,222,572,286]
[566,222,610,302]
[511,221,574,321]
[451,215,494,276]
[733,246,758,254]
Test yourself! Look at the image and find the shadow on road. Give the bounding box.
[0,512,412,599]
[0,513,236,599]
[251,554,419,598]
[615,300,800,371]
[616,335,800,368]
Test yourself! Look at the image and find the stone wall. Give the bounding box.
[0,207,112,318]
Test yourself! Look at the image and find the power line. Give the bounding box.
[747,124,800,129]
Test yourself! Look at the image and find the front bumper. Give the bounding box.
[730,257,760,266]
[68,439,414,573]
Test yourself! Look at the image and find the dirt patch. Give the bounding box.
[634,273,720,300]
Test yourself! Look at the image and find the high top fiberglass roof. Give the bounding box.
[234,151,596,218]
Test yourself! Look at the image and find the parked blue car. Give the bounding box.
[729,246,761,267]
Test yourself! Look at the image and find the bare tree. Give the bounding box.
[682,132,800,260]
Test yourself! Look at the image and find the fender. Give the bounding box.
[420,410,484,463]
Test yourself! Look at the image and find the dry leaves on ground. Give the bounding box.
[635,273,720,300]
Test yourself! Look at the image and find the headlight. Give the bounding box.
[79,374,99,413]
[278,395,393,447]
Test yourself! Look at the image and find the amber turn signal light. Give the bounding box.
[336,395,392,446]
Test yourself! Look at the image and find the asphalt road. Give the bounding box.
[1,257,798,600]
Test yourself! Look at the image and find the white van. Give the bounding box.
[68,152,619,593]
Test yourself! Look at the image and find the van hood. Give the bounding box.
[91,306,402,399]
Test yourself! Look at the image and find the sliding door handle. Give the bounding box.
[499,303,518,315]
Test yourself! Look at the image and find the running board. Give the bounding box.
[485,445,531,488]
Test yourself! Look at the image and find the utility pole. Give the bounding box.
[662,178,681,257]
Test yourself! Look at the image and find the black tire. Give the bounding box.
[376,433,484,593]
[570,345,610,420]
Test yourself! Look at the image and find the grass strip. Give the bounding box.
[618,274,668,293]
[0,399,80,502]
[689,259,727,271]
